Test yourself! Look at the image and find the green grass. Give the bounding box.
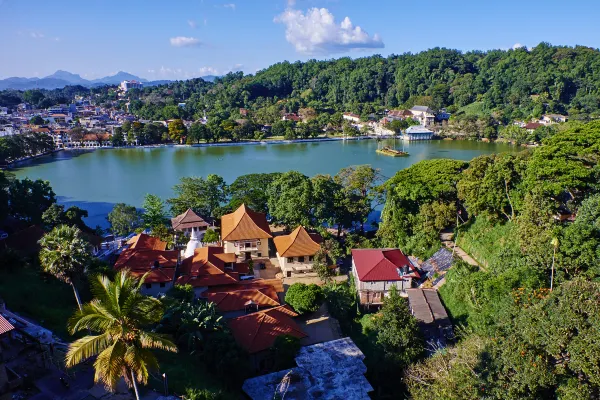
[0,265,84,339]
[456,101,487,117]
[456,217,521,272]
[151,351,239,399]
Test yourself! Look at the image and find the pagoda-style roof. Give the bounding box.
[221,204,272,241]
[171,208,209,231]
[273,226,322,257]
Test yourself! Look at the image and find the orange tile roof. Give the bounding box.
[127,233,167,251]
[171,208,209,231]
[204,286,280,312]
[0,315,15,336]
[228,306,307,353]
[114,249,178,283]
[221,204,272,241]
[273,226,322,257]
[176,246,240,288]
[82,133,111,141]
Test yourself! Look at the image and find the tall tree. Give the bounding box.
[38,225,91,310]
[142,194,167,231]
[267,171,314,228]
[168,175,229,218]
[65,272,177,399]
[229,173,282,214]
[168,119,187,143]
[9,178,56,223]
[107,203,142,236]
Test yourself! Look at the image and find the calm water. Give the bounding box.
[12,139,516,228]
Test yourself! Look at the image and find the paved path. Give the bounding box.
[440,232,481,268]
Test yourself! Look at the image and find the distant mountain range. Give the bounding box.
[0,70,218,90]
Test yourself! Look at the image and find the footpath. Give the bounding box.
[432,232,483,289]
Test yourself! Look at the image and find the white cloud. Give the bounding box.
[230,63,244,72]
[274,7,384,55]
[199,67,219,76]
[188,19,197,29]
[512,43,525,50]
[223,3,235,10]
[170,36,203,47]
[30,31,45,39]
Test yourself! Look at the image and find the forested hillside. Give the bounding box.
[122,43,600,123]
[376,121,600,398]
[3,43,600,127]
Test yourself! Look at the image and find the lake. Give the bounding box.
[11,139,517,228]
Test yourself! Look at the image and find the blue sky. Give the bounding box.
[1,0,598,80]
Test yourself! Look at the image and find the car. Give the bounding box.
[240,275,255,281]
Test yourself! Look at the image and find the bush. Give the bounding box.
[184,388,225,400]
[271,335,301,370]
[285,283,324,314]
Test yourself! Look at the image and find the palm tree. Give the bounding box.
[39,224,91,310]
[65,271,177,400]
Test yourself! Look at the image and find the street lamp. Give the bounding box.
[162,373,168,396]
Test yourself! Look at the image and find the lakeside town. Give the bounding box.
[1,8,600,395]
[0,78,574,166]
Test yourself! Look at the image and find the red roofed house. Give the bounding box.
[114,233,177,296]
[351,248,420,306]
[200,279,284,317]
[221,204,272,261]
[228,306,307,359]
[524,122,543,132]
[273,226,322,278]
[176,246,251,297]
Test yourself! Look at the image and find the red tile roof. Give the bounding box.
[204,286,280,312]
[171,208,209,231]
[127,233,167,251]
[273,226,322,257]
[114,249,178,283]
[221,204,272,241]
[352,248,420,282]
[176,246,240,288]
[524,122,543,130]
[228,306,307,353]
[0,315,15,336]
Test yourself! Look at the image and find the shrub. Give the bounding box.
[285,283,324,314]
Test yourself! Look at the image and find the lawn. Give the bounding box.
[0,264,84,339]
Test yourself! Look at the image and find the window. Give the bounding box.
[309,256,314,261]
[287,257,293,263]
[257,252,262,257]
[145,283,151,289]
[159,282,166,288]
[298,256,305,262]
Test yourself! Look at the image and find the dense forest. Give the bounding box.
[3,43,600,126]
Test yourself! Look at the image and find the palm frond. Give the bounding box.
[94,340,127,390]
[65,333,112,367]
[139,331,178,352]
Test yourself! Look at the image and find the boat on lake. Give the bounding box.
[376,146,409,157]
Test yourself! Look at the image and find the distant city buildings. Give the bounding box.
[119,80,143,92]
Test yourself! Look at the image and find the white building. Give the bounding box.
[343,112,361,123]
[221,204,272,260]
[403,125,434,141]
[410,106,436,126]
[274,226,322,278]
[120,80,144,92]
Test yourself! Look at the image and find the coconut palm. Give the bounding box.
[39,224,91,310]
[65,271,177,400]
